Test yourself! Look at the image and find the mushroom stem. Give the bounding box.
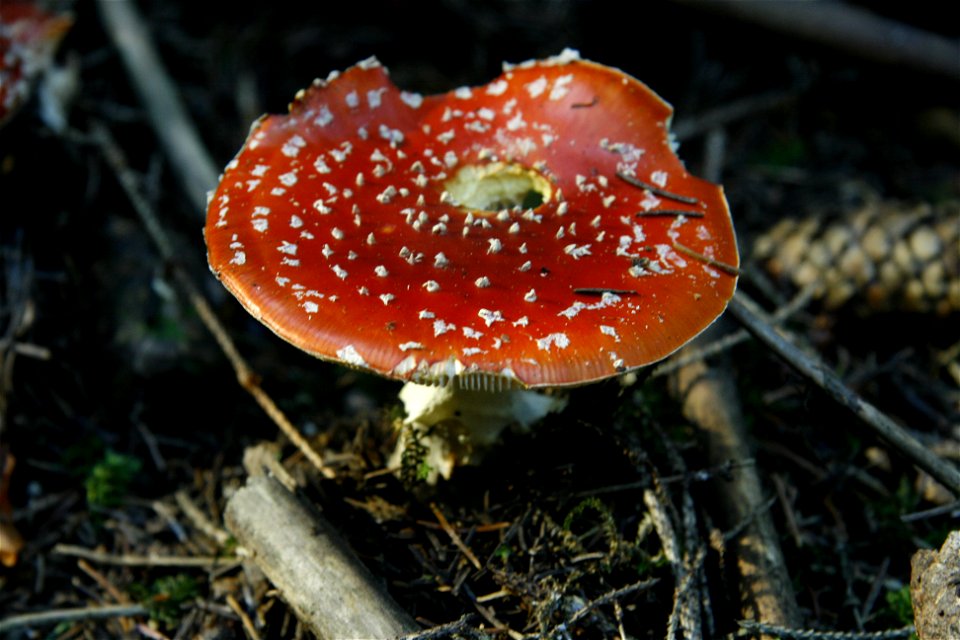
[393,382,567,481]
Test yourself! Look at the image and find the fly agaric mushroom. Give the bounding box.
[0,0,72,128]
[205,51,739,478]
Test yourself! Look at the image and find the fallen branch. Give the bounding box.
[53,544,237,569]
[674,0,960,81]
[728,291,960,496]
[96,0,218,215]
[88,121,336,482]
[224,474,420,639]
[671,324,801,633]
[0,604,148,634]
[672,90,797,142]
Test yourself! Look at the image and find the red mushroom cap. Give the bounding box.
[0,1,72,127]
[205,51,739,389]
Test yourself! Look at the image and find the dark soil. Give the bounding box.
[1,1,957,638]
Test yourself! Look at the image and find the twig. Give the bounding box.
[728,291,960,496]
[96,0,218,215]
[899,500,960,523]
[136,622,174,640]
[859,557,889,627]
[566,578,659,626]
[0,604,149,633]
[672,90,797,141]
[430,502,483,571]
[521,579,659,640]
[470,599,522,640]
[96,0,333,480]
[398,614,478,640]
[75,558,136,634]
[674,0,960,82]
[53,544,238,568]
[175,490,231,546]
[771,474,804,549]
[652,283,816,379]
[672,241,741,276]
[643,487,703,640]
[617,172,700,204]
[136,422,167,472]
[0,340,51,359]
[736,620,915,639]
[670,545,708,640]
[242,442,299,491]
[226,594,262,640]
[76,558,132,606]
[635,209,704,218]
[88,121,335,481]
[151,499,189,543]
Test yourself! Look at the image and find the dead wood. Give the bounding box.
[0,605,150,634]
[671,324,801,633]
[911,530,960,640]
[96,0,218,216]
[729,291,960,496]
[224,474,419,639]
[674,0,960,81]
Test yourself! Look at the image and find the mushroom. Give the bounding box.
[0,1,72,128]
[205,50,738,478]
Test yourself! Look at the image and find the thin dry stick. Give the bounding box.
[672,241,741,277]
[728,291,960,496]
[75,559,136,634]
[95,0,334,480]
[0,340,50,359]
[96,0,218,216]
[672,90,797,141]
[643,487,699,640]
[736,620,915,640]
[53,544,238,569]
[566,578,659,627]
[175,490,231,546]
[673,0,960,81]
[398,615,479,640]
[0,604,149,634]
[89,122,334,481]
[430,502,483,571]
[529,579,660,640]
[470,600,522,640]
[900,500,960,523]
[76,559,132,606]
[653,283,816,379]
[226,594,262,640]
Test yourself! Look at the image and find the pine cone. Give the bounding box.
[753,198,959,315]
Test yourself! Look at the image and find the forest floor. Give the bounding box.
[1,1,958,638]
